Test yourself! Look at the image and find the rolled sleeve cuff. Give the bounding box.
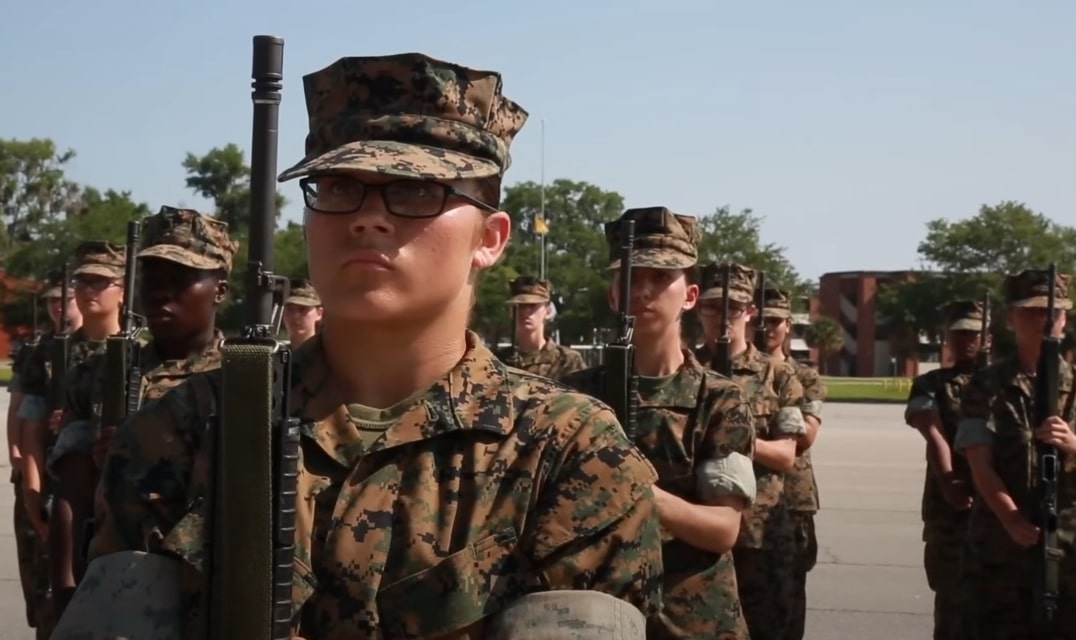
[801,399,823,420]
[17,395,49,421]
[954,418,993,452]
[904,394,936,424]
[775,406,807,437]
[46,419,96,478]
[696,452,757,506]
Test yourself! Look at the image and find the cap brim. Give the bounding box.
[137,246,221,270]
[762,308,792,319]
[278,140,501,182]
[508,294,549,305]
[948,319,983,331]
[606,248,696,271]
[699,288,754,303]
[73,264,123,279]
[41,287,63,299]
[1011,296,1074,310]
[284,296,321,307]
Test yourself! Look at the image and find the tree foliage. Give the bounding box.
[804,316,844,374]
[877,201,1076,359]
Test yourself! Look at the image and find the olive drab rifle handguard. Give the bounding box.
[209,35,300,640]
[602,220,638,441]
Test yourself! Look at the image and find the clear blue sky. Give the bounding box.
[4,0,1074,282]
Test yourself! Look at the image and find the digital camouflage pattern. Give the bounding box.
[955,356,1076,639]
[728,342,807,640]
[563,351,755,639]
[19,328,108,410]
[88,331,663,640]
[137,206,240,272]
[1003,268,1073,310]
[284,278,322,307]
[277,53,528,182]
[699,262,757,304]
[496,340,586,381]
[51,333,224,475]
[39,269,68,301]
[761,287,794,320]
[787,359,825,640]
[904,363,975,640]
[507,276,552,305]
[603,207,700,270]
[72,241,126,280]
[945,300,985,332]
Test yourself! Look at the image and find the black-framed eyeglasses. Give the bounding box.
[73,275,120,292]
[300,175,495,219]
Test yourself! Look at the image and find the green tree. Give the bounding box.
[877,201,1076,359]
[805,316,844,374]
[182,144,298,332]
[473,179,625,345]
[0,138,80,258]
[696,206,807,295]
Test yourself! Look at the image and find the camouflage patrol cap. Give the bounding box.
[137,206,240,272]
[604,207,700,270]
[72,241,126,280]
[284,278,322,307]
[40,270,70,300]
[1004,269,1073,310]
[507,276,551,304]
[762,287,793,319]
[946,300,985,332]
[698,262,758,304]
[277,53,528,183]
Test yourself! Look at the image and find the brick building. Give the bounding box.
[817,270,941,377]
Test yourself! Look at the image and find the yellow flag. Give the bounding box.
[534,216,549,236]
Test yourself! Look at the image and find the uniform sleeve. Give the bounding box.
[904,372,938,426]
[560,349,587,377]
[795,364,826,420]
[773,364,807,437]
[88,380,202,560]
[526,397,663,617]
[954,371,995,452]
[696,382,757,505]
[19,342,50,400]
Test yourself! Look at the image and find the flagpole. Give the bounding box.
[539,119,546,280]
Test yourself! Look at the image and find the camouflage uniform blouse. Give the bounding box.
[954,357,1076,635]
[563,351,757,639]
[17,329,107,421]
[88,330,663,640]
[729,344,807,548]
[496,339,586,381]
[48,333,224,475]
[955,357,1076,551]
[785,360,825,514]
[904,365,975,538]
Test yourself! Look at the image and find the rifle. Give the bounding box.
[711,264,732,376]
[976,294,991,368]
[48,264,72,412]
[602,219,638,441]
[753,271,767,352]
[100,221,145,430]
[1031,263,1061,622]
[209,35,300,640]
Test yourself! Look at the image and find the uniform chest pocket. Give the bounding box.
[375,527,534,638]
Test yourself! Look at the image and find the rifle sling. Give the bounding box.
[217,342,278,637]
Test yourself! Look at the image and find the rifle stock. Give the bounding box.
[211,35,300,640]
[1031,263,1061,622]
[603,220,638,441]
